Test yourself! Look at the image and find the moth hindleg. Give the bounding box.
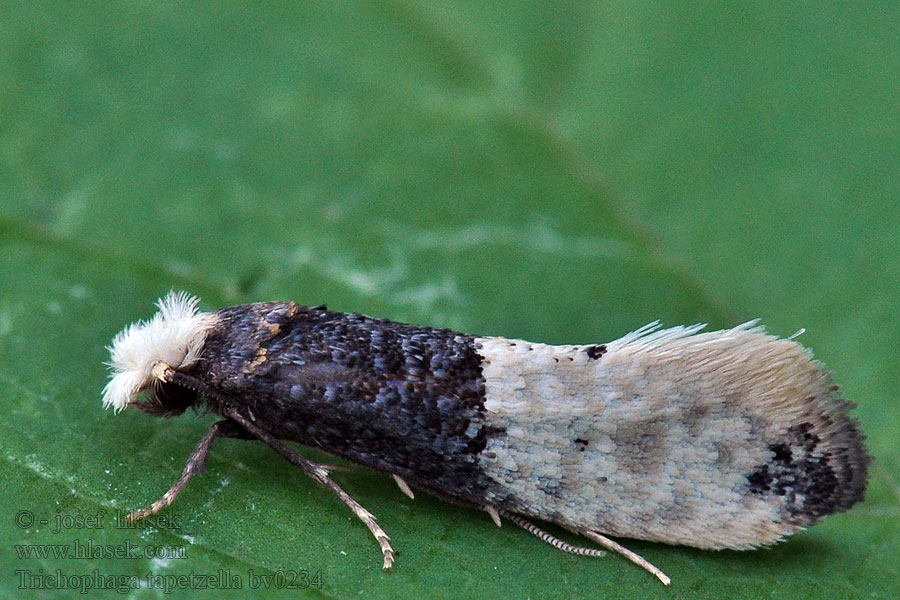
[577,528,671,586]
[499,510,607,558]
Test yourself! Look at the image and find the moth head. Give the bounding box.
[102,291,217,414]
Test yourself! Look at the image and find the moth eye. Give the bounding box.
[133,382,197,417]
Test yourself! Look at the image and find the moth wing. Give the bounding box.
[475,324,868,549]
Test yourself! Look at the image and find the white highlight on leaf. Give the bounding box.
[102,291,217,413]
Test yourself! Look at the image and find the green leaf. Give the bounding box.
[1,1,896,598]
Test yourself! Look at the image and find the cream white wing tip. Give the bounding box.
[102,291,216,413]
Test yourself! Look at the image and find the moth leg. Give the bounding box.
[392,474,415,499]
[577,529,671,586]
[223,406,396,572]
[498,510,606,557]
[485,505,502,527]
[127,419,246,523]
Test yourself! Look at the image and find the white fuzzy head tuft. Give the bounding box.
[102,291,218,413]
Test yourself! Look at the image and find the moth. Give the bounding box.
[103,292,869,585]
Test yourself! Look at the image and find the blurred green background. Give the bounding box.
[1,2,897,598]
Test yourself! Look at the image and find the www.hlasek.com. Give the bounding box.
[15,539,186,560]
[16,568,325,594]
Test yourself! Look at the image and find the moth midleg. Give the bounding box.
[222,405,397,571]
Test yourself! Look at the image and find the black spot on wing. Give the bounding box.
[584,345,606,360]
[746,417,869,523]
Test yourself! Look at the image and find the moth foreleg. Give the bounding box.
[127,419,246,524]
